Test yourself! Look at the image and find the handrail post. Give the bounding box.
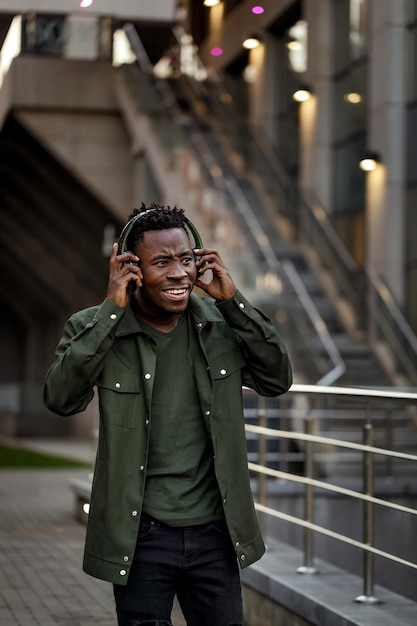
[384,406,393,479]
[257,395,267,535]
[297,417,318,574]
[355,423,381,604]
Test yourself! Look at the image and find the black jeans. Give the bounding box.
[113,514,244,626]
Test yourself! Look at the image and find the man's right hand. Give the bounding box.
[107,243,143,308]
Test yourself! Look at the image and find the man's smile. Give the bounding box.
[162,287,189,299]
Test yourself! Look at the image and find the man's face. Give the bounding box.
[132,227,197,325]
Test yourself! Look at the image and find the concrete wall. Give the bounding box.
[5,54,134,219]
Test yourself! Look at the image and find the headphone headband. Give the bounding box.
[118,210,203,254]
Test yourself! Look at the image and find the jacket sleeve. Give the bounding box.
[215,290,292,397]
[44,299,126,416]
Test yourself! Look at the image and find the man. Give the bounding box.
[44,204,292,626]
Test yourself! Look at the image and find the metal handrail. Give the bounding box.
[368,267,417,383]
[255,502,417,572]
[291,382,417,399]
[248,383,417,603]
[281,262,345,385]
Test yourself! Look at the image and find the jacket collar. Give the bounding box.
[188,292,224,325]
[114,292,222,337]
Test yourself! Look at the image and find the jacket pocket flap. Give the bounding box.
[209,348,245,380]
[97,368,141,393]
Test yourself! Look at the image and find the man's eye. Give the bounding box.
[183,257,193,264]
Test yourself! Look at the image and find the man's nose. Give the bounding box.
[168,262,188,278]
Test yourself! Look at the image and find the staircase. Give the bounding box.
[164,73,390,389]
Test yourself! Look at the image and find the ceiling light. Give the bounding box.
[243,36,261,49]
[344,92,362,104]
[292,85,313,102]
[204,0,220,6]
[287,40,302,51]
[359,152,381,172]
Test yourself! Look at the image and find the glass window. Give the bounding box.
[273,30,302,178]
[287,19,307,73]
[334,0,367,72]
[333,136,366,214]
[405,0,417,22]
[406,2,417,102]
[405,184,417,334]
[406,105,417,183]
[333,63,366,142]
[349,0,367,60]
[21,13,66,54]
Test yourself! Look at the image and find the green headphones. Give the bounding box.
[118,211,204,255]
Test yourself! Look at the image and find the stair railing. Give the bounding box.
[368,267,417,385]
[247,382,417,604]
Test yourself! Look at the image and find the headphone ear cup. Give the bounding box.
[194,252,201,277]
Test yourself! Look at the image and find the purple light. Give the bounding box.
[252,5,264,14]
[210,47,223,57]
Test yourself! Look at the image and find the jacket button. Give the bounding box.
[240,554,246,562]
[120,569,127,576]
[139,465,144,471]
[239,302,245,309]
[115,382,121,388]
[205,410,210,416]
[235,541,240,547]
[123,556,129,562]
[132,510,138,516]
[144,373,151,380]
[220,369,227,375]
[197,323,203,328]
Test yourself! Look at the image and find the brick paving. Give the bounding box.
[0,467,187,626]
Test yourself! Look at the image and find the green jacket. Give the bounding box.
[44,290,292,585]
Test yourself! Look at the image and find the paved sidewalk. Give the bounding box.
[0,443,187,625]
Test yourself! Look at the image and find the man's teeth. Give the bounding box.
[165,289,186,294]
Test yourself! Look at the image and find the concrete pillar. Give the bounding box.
[300,0,333,212]
[248,38,266,129]
[366,0,407,305]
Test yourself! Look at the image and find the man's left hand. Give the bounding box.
[194,249,237,302]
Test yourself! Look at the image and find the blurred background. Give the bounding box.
[1,0,417,615]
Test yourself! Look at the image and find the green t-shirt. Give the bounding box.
[141,315,224,526]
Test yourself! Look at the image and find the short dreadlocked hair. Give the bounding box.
[126,202,188,251]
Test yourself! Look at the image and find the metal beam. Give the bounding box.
[0,1,176,22]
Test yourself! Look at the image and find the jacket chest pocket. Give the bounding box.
[209,346,245,380]
[96,368,141,429]
[209,348,245,418]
